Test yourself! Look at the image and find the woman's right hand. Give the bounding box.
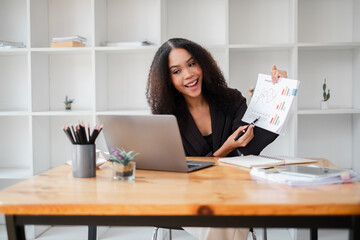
[213,125,254,157]
[229,125,254,147]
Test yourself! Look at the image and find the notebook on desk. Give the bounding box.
[219,155,317,169]
[97,114,214,172]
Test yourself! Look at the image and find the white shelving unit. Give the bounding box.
[0,0,359,196]
[0,0,359,238]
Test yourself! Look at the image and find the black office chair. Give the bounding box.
[152,227,183,240]
[88,226,96,240]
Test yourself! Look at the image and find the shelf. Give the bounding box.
[32,111,94,116]
[96,110,151,116]
[297,42,360,50]
[298,108,360,115]
[0,111,29,116]
[0,48,28,55]
[31,47,92,54]
[94,45,158,53]
[229,44,294,51]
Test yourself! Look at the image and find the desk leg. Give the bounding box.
[5,215,26,240]
[350,216,360,240]
[88,226,97,240]
[310,228,318,240]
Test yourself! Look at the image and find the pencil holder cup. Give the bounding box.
[71,144,96,178]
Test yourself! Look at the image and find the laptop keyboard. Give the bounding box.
[187,161,202,169]
[188,164,199,169]
[187,160,214,171]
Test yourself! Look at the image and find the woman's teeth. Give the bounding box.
[186,80,198,87]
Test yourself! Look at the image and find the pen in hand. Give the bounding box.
[233,116,260,141]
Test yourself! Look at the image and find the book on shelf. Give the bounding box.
[52,35,87,43]
[0,40,25,48]
[219,155,317,169]
[51,41,85,48]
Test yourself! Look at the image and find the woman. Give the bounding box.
[146,38,287,240]
[147,38,287,158]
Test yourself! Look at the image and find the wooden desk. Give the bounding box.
[0,158,359,240]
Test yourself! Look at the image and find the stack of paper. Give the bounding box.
[250,165,358,186]
[51,35,87,47]
[103,40,152,47]
[0,40,25,48]
[242,74,300,135]
[219,155,317,169]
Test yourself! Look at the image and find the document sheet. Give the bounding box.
[242,74,300,135]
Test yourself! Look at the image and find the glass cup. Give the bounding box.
[112,161,136,181]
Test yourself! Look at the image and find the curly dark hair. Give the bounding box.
[146,38,233,115]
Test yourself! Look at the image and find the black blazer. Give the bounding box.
[177,88,278,157]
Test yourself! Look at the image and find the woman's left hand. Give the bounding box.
[271,64,287,84]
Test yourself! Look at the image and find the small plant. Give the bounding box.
[109,147,139,166]
[322,78,330,101]
[64,95,74,110]
[247,86,255,97]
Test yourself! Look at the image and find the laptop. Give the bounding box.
[97,114,214,172]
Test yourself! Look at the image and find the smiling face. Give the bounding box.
[168,48,203,101]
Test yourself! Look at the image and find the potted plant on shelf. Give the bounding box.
[109,147,139,181]
[247,86,255,104]
[321,78,330,110]
[64,95,74,110]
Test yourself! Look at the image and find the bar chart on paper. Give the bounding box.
[242,74,300,134]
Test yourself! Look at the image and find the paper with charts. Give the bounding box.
[242,73,300,135]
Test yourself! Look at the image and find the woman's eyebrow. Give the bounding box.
[169,57,194,70]
[186,56,194,62]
